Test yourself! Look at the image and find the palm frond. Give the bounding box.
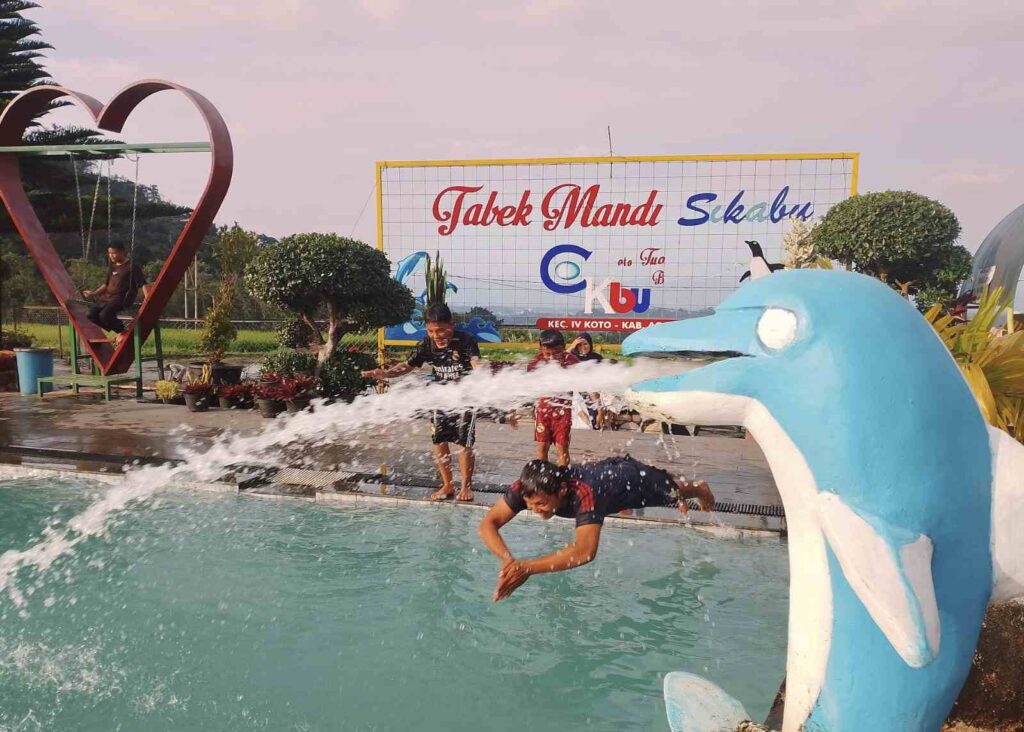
[926,286,1024,442]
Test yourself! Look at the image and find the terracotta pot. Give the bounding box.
[285,396,312,413]
[257,398,285,418]
[184,392,211,412]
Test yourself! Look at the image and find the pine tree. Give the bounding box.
[0,1,186,263]
[0,1,108,248]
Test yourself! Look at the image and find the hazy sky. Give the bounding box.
[32,0,1024,252]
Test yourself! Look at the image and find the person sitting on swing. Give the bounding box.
[82,244,149,345]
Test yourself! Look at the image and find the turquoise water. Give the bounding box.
[0,478,788,731]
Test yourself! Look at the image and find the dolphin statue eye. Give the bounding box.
[756,308,798,350]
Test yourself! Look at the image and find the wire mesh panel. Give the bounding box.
[378,154,857,342]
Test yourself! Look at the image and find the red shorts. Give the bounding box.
[535,401,572,447]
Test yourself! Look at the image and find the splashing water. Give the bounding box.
[0,358,699,608]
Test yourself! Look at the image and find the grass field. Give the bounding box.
[16,324,622,363]
[16,324,382,359]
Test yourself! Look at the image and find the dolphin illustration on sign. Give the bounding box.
[621,270,1024,732]
[384,251,502,343]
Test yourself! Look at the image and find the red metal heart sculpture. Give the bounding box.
[0,79,232,375]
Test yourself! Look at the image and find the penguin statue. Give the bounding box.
[740,240,785,282]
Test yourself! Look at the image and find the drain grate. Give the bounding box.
[274,468,358,488]
[687,499,785,517]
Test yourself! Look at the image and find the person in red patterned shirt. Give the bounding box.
[526,329,579,467]
[478,457,715,601]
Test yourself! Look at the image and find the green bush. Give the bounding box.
[277,318,313,349]
[811,190,970,308]
[0,330,34,349]
[317,349,377,398]
[261,349,317,377]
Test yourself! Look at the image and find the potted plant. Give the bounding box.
[259,369,283,385]
[255,382,286,418]
[201,289,243,385]
[182,364,214,412]
[0,349,19,392]
[217,382,253,409]
[154,379,183,405]
[280,374,316,413]
[182,380,214,412]
[202,226,257,384]
[238,381,256,409]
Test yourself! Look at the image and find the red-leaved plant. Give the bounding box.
[182,381,215,396]
[255,382,286,401]
[218,382,253,400]
[279,375,316,400]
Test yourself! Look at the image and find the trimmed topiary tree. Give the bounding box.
[912,245,973,312]
[811,190,971,310]
[276,318,313,349]
[246,233,414,367]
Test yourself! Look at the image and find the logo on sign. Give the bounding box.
[540,244,651,315]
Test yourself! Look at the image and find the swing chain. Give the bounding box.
[106,160,112,250]
[84,158,104,260]
[129,153,140,257]
[67,153,86,259]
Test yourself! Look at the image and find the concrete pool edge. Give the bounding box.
[0,461,784,541]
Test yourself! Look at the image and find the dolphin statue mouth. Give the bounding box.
[621,305,787,427]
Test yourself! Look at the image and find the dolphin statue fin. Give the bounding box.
[816,492,941,668]
[989,425,1024,602]
[664,672,750,732]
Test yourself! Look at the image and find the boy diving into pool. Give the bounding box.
[477,456,715,601]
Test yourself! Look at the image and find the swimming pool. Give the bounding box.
[0,477,788,731]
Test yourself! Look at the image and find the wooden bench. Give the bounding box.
[38,372,139,401]
[37,316,165,401]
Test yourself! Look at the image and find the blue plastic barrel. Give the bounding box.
[14,348,54,395]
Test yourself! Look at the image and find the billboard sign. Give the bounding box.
[378,153,857,341]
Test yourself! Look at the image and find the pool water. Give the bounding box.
[0,478,788,731]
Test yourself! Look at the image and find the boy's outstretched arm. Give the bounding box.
[493,524,602,601]
[361,362,416,380]
[478,500,518,564]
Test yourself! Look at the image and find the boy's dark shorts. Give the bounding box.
[612,455,679,507]
[431,409,476,448]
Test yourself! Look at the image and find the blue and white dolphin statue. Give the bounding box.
[621,270,1024,732]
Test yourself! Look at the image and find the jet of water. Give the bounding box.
[0,358,700,608]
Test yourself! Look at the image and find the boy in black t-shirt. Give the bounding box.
[361,304,482,501]
[477,456,715,601]
[82,244,150,346]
